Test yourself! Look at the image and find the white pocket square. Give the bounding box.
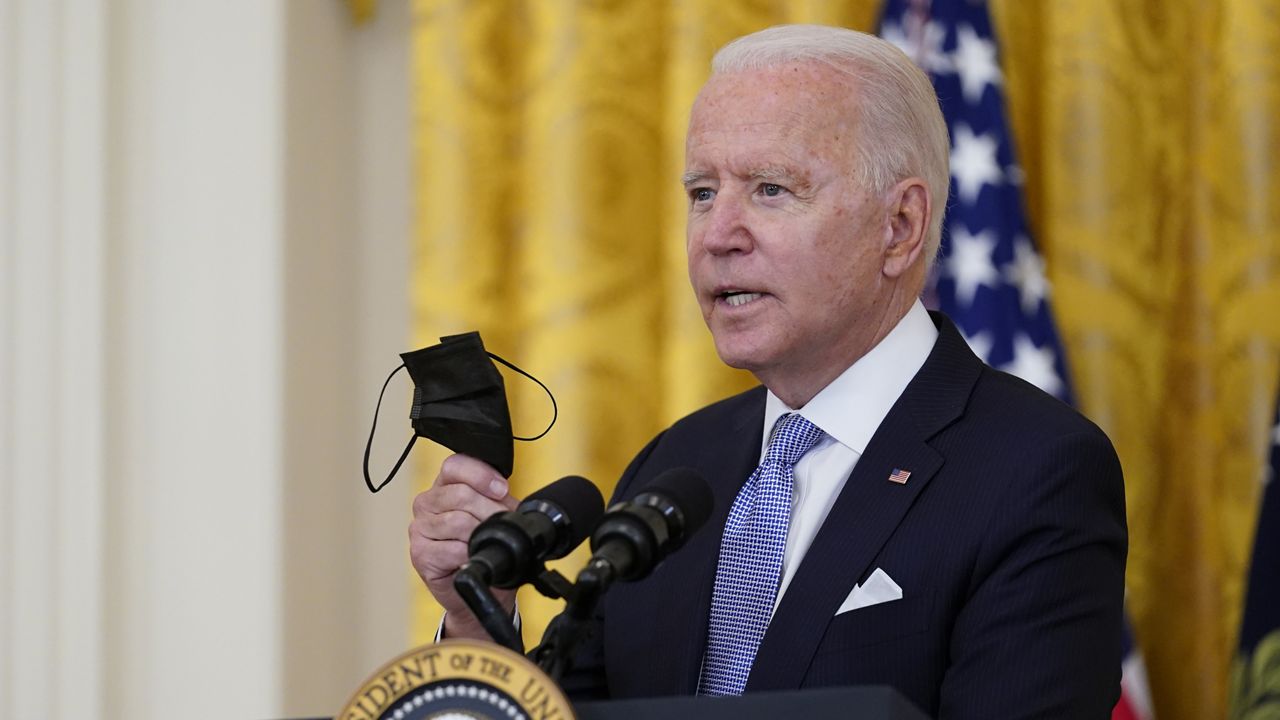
[836,567,903,615]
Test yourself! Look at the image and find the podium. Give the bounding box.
[297,686,928,720]
[575,686,929,720]
[322,640,931,720]
[295,685,928,720]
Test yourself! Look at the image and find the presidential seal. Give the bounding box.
[337,640,575,720]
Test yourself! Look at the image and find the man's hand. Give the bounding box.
[409,453,519,640]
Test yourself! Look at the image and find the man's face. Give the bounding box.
[684,63,894,397]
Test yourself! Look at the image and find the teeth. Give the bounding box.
[725,292,762,307]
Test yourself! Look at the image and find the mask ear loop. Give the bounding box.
[487,352,558,441]
[363,363,417,493]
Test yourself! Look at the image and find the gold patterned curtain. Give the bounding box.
[408,2,1280,718]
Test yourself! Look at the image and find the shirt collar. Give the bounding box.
[762,300,939,456]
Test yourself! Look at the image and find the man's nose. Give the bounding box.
[699,192,754,255]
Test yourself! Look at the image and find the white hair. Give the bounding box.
[711,24,951,263]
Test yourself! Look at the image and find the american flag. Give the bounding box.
[1230,387,1280,716]
[876,2,1151,717]
[888,468,912,484]
[878,0,1070,403]
[1114,619,1155,720]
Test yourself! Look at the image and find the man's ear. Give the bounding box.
[883,178,930,279]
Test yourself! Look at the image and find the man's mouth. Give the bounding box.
[721,290,764,307]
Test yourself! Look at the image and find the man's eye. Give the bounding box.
[691,188,715,203]
[761,183,785,197]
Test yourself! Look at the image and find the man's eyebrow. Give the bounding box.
[750,166,801,184]
[681,167,811,188]
[681,171,709,187]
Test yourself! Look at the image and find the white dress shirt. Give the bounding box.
[763,300,938,612]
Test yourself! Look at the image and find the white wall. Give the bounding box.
[0,1,414,717]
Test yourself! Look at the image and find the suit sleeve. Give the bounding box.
[549,429,668,702]
[938,429,1128,719]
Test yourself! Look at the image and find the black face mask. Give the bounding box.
[363,332,556,493]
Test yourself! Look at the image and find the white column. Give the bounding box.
[350,0,414,673]
[1,0,108,716]
[1,1,413,717]
[279,1,414,712]
[102,1,286,717]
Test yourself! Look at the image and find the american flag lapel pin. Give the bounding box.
[888,468,911,484]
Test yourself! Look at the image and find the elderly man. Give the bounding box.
[410,25,1126,718]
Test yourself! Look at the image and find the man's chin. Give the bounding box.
[711,340,771,375]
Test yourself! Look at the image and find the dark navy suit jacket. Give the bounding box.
[565,313,1127,719]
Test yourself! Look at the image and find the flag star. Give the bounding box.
[947,227,1000,307]
[881,16,953,75]
[1001,334,1064,398]
[960,327,994,363]
[1004,236,1051,314]
[953,24,1002,104]
[918,20,954,74]
[951,124,1002,204]
[880,20,912,56]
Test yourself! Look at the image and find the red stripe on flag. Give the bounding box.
[1112,695,1141,720]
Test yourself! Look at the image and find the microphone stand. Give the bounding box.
[530,558,614,682]
[453,566,523,653]
[454,560,578,656]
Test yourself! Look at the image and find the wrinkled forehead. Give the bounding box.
[688,62,861,137]
[685,62,863,165]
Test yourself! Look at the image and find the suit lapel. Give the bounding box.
[747,413,942,690]
[646,388,765,696]
[746,313,982,691]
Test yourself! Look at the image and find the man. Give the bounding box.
[410,25,1126,718]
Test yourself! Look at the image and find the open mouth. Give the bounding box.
[721,291,763,307]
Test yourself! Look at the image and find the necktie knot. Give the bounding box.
[763,413,824,468]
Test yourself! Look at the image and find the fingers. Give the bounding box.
[409,535,467,584]
[435,453,510,501]
[412,454,518,522]
[409,454,523,614]
[415,509,486,542]
[413,482,511,525]
[409,535,480,621]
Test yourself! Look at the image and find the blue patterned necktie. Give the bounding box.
[698,412,825,696]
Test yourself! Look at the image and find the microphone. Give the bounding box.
[531,467,713,676]
[587,467,714,584]
[461,474,605,589]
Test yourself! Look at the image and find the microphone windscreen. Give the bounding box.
[644,467,714,533]
[524,475,605,551]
